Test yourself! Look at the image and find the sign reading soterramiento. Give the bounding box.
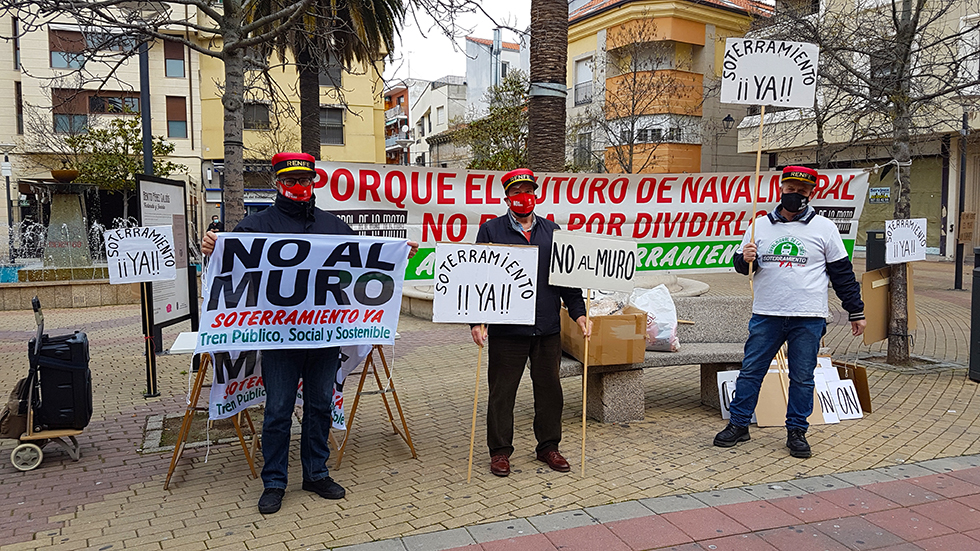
[196,234,409,353]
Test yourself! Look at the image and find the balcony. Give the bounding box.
[385,106,408,124]
[574,82,593,106]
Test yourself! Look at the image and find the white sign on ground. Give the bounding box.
[885,218,927,264]
[716,370,756,423]
[549,230,637,293]
[432,243,537,325]
[104,226,177,284]
[721,38,819,108]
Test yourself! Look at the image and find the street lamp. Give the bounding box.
[714,114,736,170]
[0,143,16,264]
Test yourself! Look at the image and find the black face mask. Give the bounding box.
[780,192,809,213]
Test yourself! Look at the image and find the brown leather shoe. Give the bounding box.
[536,450,571,472]
[490,454,511,477]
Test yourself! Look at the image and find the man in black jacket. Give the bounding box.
[471,168,591,477]
[202,153,417,514]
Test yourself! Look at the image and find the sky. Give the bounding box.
[383,0,531,82]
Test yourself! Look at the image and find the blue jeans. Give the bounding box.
[260,347,339,489]
[728,315,827,431]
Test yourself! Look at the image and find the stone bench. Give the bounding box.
[559,295,751,423]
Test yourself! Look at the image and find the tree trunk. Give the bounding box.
[527,0,568,173]
[297,44,321,159]
[222,37,247,230]
[887,93,912,365]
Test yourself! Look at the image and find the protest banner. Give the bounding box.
[720,39,819,108]
[104,225,178,284]
[549,230,636,293]
[885,218,927,264]
[196,233,409,354]
[432,243,538,325]
[311,163,870,281]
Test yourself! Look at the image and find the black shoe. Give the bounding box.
[787,428,812,458]
[257,488,284,514]
[713,423,750,447]
[302,477,346,499]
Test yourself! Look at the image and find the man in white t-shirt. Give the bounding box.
[713,166,866,459]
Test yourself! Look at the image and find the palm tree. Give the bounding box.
[253,0,404,159]
[527,0,568,172]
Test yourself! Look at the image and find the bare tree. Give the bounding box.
[1,0,316,229]
[757,0,980,364]
[575,17,702,174]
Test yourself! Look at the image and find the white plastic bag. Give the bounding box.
[629,285,680,352]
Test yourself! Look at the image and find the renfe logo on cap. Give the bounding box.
[781,165,817,186]
[272,152,316,176]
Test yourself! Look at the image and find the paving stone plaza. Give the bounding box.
[0,258,978,550]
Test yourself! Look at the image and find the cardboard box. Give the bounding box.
[561,305,646,366]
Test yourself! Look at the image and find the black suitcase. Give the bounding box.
[28,332,92,431]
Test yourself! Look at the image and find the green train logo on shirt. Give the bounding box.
[760,236,808,266]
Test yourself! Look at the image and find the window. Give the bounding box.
[574,57,593,105]
[89,93,139,114]
[869,49,898,99]
[574,132,591,167]
[49,29,86,69]
[52,88,87,133]
[164,38,185,78]
[501,61,509,79]
[666,127,682,141]
[244,103,270,130]
[84,32,135,52]
[320,107,343,145]
[15,82,22,134]
[427,114,432,134]
[436,106,445,125]
[166,96,187,138]
[779,0,819,16]
[319,58,343,88]
[12,17,19,69]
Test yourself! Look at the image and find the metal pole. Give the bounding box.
[4,152,12,264]
[956,111,967,289]
[970,247,980,382]
[139,40,153,176]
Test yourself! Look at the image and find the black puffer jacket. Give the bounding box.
[233,193,354,236]
[475,213,587,338]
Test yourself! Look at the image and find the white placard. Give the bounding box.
[196,234,408,353]
[549,230,637,293]
[104,225,178,284]
[716,370,756,423]
[816,356,840,382]
[813,371,840,424]
[885,218,927,264]
[432,243,538,324]
[829,380,864,420]
[720,38,819,108]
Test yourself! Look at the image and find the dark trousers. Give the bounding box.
[486,333,563,457]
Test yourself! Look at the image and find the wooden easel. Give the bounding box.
[334,344,416,468]
[163,353,260,490]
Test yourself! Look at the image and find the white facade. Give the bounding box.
[464,34,528,116]
[409,77,467,166]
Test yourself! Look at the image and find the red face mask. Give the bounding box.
[508,192,536,216]
[278,178,314,202]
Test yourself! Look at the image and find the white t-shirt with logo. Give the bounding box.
[738,213,848,318]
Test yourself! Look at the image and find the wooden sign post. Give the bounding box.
[549,230,637,475]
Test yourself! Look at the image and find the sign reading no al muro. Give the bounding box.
[310,163,871,280]
[549,230,637,293]
[720,38,819,108]
[196,233,409,353]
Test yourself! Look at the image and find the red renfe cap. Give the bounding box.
[781,165,818,186]
[501,168,538,192]
[271,152,316,177]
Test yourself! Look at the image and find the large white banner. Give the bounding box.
[721,39,819,108]
[549,230,637,293]
[197,234,408,353]
[307,163,871,281]
[432,243,538,324]
[104,226,178,284]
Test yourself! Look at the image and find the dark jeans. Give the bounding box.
[486,333,563,457]
[260,347,340,489]
[728,314,827,431]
